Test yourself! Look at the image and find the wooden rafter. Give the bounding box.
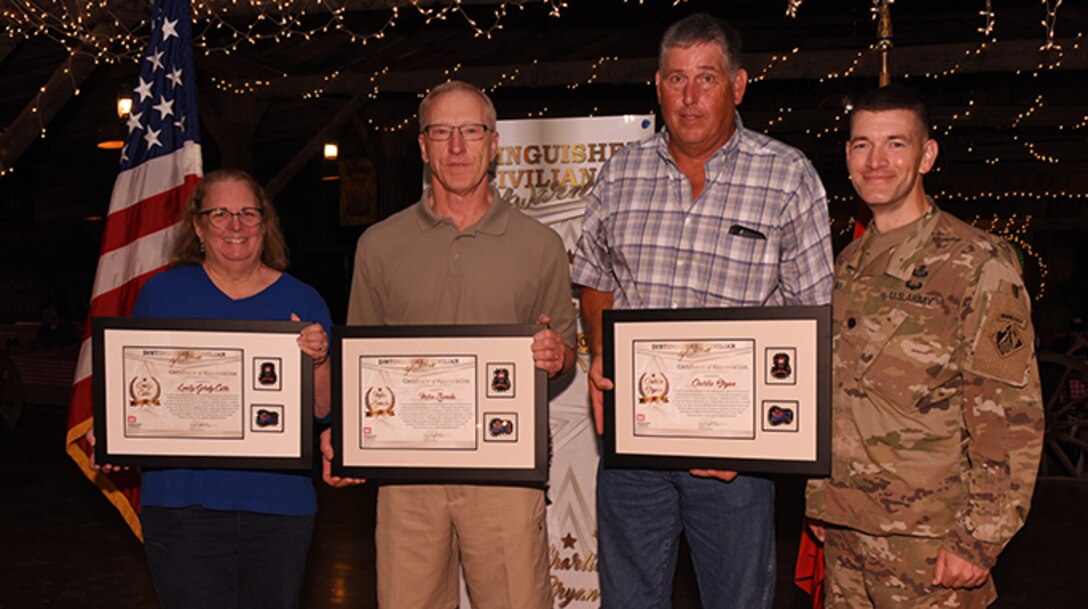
[264,87,371,199]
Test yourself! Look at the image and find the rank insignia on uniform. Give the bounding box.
[905,264,929,290]
[995,322,1025,357]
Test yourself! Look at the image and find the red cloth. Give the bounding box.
[794,522,826,609]
[64,0,203,540]
[853,199,872,239]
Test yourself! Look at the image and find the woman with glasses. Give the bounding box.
[118,169,331,609]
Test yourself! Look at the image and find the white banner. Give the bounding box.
[496,114,655,252]
[459,115,652,608]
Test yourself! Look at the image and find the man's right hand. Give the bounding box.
[320,428,365,488]
[807,521,826,543]
[588,356,614,435]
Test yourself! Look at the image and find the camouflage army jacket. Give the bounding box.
[805,205,1044,568]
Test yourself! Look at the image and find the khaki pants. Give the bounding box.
[824,528,998,609]
[376,485,552,609]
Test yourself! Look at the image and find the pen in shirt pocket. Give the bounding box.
[728,224,766,240]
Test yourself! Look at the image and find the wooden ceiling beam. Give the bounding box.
[0,3,145,173]
[264,88,371,199]
[0,34,19,65]
[0,41,100,174]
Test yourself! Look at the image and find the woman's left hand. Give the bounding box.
[292,313,328,365]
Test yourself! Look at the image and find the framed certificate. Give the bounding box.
[603,306,831,476]
[92,317,314,470]
[332,324,547,483]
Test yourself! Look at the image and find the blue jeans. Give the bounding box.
[141,506,315,609]
[596,466,776,609]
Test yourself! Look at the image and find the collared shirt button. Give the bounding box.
[847,317,857,329]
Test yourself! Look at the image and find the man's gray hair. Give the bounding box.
[659,13,743,74]
[418,80,497,131]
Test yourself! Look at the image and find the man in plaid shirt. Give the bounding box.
[572,13,834,609]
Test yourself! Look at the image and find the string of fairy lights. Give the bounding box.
[4,0,1081,132]
[0,1,1084,290]
[0,1,572,63]
[822,192,1061,300]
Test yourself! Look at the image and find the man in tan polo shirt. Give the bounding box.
[322,80,577,609]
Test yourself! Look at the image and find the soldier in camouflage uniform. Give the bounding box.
[805,85,1044,608]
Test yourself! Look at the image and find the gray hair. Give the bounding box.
[659,13,743,74]
[418,80,497,131]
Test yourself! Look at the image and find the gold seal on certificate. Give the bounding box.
[637,372,670,404]
[364,386,396,417]
[128,373,162,407]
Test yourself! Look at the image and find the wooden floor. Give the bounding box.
[1,405,1083,609]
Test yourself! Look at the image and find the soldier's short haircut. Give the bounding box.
[418,80,497,131]
[659,13,743,74]
[851,85,931,138]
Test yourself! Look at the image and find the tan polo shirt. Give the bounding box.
[347,188,577,347]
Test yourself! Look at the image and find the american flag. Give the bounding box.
[65,0,202,539]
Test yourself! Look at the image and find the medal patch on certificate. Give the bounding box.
[253,357,282,391]
[484,413,518,442]
[765,347,797,385]
[486,363,516,398]
[761,400,799,432]
[251,404,284,432]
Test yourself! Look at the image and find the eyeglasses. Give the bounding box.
[198,207,264,228]
[421,123,491,141]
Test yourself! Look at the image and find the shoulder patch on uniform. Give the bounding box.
[994,319,1026,358]
[967,288,1033,387]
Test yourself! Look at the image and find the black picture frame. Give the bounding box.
[92,316,314,470]
[332,324,547,483]
[603,306,831,476]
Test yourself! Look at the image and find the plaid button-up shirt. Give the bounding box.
[572,119,834,309]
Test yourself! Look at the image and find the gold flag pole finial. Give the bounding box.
[876,0,894,86]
